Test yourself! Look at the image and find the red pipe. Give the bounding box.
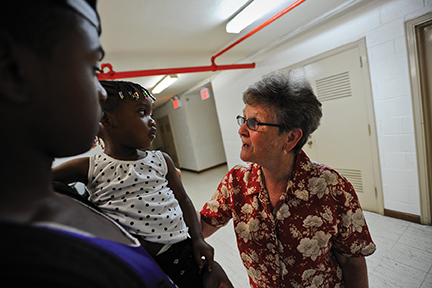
[211,0,306,65]
[97,0,305,80]
[97,62,255,80]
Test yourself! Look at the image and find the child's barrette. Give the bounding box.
[127,91,140,100]
[118,88,155,103]
[143,89,156,103]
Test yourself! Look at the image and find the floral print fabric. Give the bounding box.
[200,150,376,288]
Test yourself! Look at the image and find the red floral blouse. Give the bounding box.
[200,150,376,288]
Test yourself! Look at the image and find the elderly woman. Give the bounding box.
[200,72,376,288]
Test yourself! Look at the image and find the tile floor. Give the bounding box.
[181,164,432,288]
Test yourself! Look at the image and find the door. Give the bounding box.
[407,13,432,224]
[416,18,432,224]
[156,115,180,167]
[298,45,381,213]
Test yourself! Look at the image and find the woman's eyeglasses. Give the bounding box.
[236,115,281,131]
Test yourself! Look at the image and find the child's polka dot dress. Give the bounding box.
[86,150,188,244]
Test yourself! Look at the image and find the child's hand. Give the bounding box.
[193,238,214,272]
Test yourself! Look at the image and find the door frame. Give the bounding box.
[406,13,432,225]
[280,38,384,214]
[156,115,181,168]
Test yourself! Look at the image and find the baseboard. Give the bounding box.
[180,162,227,174]
[384,209,421,224]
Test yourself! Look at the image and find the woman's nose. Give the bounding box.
[98,81,107,103]
[238,121,248,136]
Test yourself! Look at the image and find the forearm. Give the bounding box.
[342,260,369,288]
[180,197,205,241]
[335,252,369,288]
[52,170,82,185]
[200,214,220,238]
[52,158,89,185]
[179,197,215,271]
[162,152,203,240]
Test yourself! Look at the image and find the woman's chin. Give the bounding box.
[239,153,251,163]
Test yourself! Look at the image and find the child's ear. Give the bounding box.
[100,112,112,128]
[0,36,29,104]
[284,128,303,153]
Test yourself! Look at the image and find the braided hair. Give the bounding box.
[99,80,155,112]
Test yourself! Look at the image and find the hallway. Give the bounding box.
[182,165,432,288]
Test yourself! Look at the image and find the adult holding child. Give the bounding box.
[0,1,174,287]
[0,1,231,287]
[200,72,376,288]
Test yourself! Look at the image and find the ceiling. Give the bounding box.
[97,0,369,108]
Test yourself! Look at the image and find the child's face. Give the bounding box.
[25,18,106,157]
[108,94,156,150]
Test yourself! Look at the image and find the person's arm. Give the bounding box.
[196,211,221,238]
[162,152,214,272]
[52,157,90,185]
[334,251,369,288]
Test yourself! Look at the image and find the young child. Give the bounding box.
[53,80,217,288]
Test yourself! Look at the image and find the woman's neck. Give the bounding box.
[0,148,55,223]
[260,151,297,208]
[261,151,296,184]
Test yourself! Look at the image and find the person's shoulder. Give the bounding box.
[53,182,99,210]
[0,222,147,288]
[224,163,256,183]
[147,149,164,159]
[309,160,346,180]
[149,150,171,165]
[231,162,253,173]
[301,149,339,176]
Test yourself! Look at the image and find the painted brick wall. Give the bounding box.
[212,0,432,215]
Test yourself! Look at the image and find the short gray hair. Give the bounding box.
[242,71,322,152]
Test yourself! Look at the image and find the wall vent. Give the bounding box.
[315,71,352,101]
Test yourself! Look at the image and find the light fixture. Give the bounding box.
[152,74,178,94]
[226,0,295,33]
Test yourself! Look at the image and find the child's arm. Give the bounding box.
[52,157,90,186]
[162,152,214,272]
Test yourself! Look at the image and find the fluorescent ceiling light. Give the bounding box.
[217,0,250,19]
[152,75,178,94]
[226,0,295,33]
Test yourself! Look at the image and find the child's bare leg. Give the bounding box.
[202,261,234,288]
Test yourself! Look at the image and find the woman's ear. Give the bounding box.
[0,36,28,104]
[284,128,303,153]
